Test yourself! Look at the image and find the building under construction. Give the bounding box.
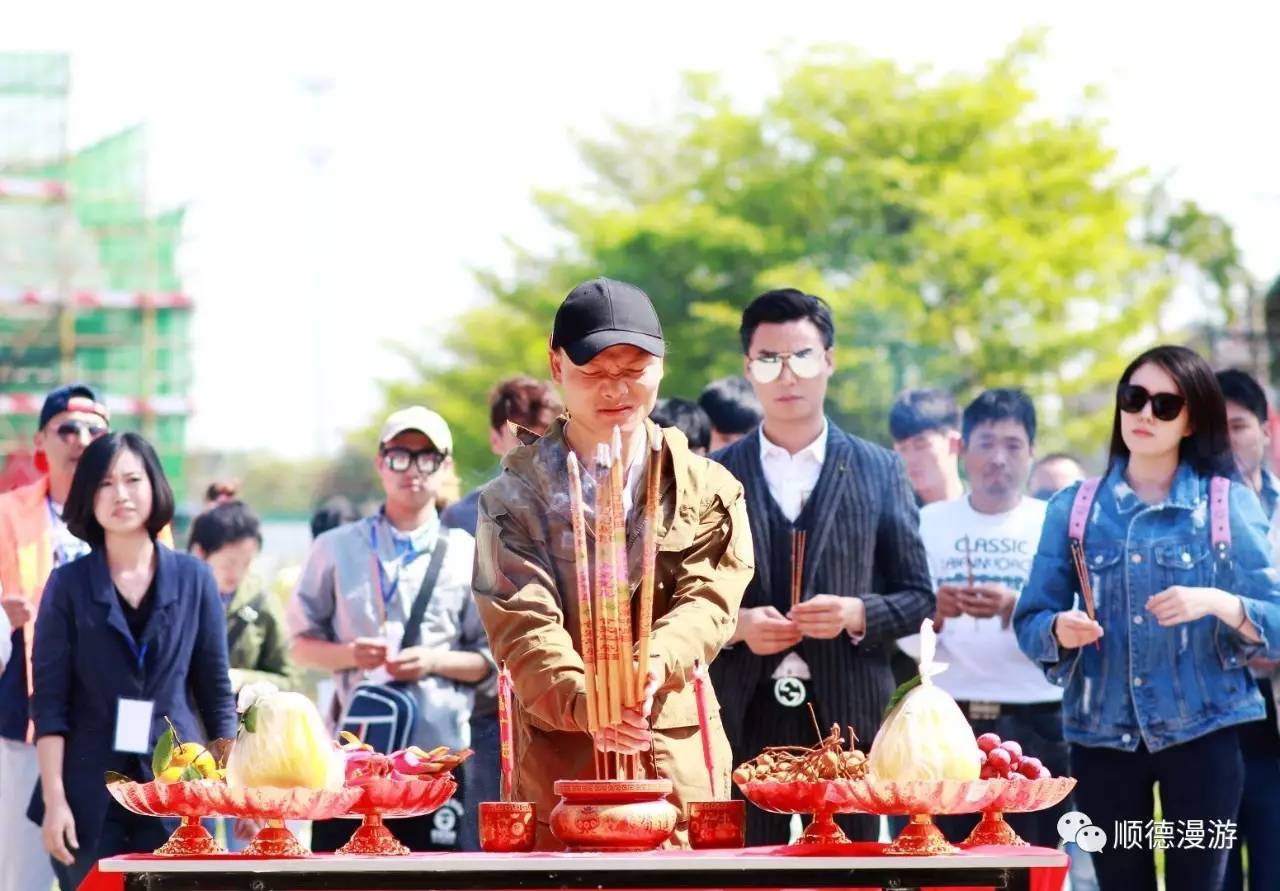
[0,52,190,495]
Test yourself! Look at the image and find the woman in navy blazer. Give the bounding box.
[28,432,236,889]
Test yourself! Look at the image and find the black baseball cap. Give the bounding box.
[551,277,665,366]
[38,383,110,430]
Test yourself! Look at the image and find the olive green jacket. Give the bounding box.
[226,576,298,693]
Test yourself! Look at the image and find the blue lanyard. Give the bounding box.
[369,521,430,608]
[125,638,149,673]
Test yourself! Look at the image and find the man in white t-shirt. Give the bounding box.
[900,388,1067,849]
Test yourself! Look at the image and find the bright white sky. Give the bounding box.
[6,1,1277,458]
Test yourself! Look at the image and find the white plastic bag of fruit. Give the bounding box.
[868,619,981,782]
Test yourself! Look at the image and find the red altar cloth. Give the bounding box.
[81,843,1069,891]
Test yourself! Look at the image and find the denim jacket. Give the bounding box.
[1014,460,1280,752]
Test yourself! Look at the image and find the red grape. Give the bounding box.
[977,733,1002,753]
[999,740,1023,760]
[987,747,1012,771]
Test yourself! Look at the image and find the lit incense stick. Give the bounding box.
[566,452,600,736]
[635,422,662,702]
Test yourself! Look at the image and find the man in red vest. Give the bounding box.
[0,384,109,891]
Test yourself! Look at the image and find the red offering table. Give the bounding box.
[85,846,1067,891]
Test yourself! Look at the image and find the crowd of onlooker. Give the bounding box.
[3,283,1280,891]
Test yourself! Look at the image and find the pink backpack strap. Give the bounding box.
[1069,477,1102,544]
[1209,476,1232,554]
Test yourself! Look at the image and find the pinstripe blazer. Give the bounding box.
[709,420,934,753]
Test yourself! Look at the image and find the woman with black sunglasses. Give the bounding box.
[1015,345,1280,891]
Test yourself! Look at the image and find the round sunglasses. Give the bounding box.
[747,348,824,384]
[380,447,446,474]
[1117,383,1186,422]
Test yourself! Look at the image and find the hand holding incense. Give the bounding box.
[1069,540,1101,650]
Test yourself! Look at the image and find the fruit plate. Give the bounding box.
[335,776,459,856]
[107,780,225,856]
[737,779,863,845]
[189,784,363,857]
[963,777,1078,848]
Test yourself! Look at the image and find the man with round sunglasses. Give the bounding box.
[288,406,492,852]
[0,383,109,891]
[710,288,934,845]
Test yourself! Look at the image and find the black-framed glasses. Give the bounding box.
[55,420,109,442]
[380,447,446,474]
[746,349,824,384]
[1118,384,1186,422]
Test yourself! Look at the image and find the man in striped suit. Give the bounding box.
[710,289,935,845]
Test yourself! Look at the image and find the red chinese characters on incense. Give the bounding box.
[497,663,515,801]
[564,424,662,780]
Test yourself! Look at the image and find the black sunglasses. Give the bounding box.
[1118,384,1186,422]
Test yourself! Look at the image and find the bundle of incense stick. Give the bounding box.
[635,423,662,702]
[790,529,807,609]
[1069,539,1101,649]
[563,430,664,781]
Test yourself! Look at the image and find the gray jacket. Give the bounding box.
[287,512,490,751]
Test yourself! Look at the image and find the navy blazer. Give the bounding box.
[26,545,236,853]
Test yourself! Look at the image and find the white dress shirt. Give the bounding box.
[759,420,828,521]
[758,421,831,676]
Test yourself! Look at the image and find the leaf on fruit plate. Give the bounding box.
[884,674,922,718]
[241,703,259,734]
[179,765,203,781]
[104,770,132,785]
[151,726,175,777]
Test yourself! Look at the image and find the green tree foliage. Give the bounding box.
[387,38,1242,482]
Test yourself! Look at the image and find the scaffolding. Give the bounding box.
[0,52,191,495]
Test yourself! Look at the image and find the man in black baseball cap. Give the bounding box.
[472,277,754,847]
[547,277,667,454]
[550,277,666,365]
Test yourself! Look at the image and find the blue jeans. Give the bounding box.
[1224,752,1280,891]
[459,711,500,851]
